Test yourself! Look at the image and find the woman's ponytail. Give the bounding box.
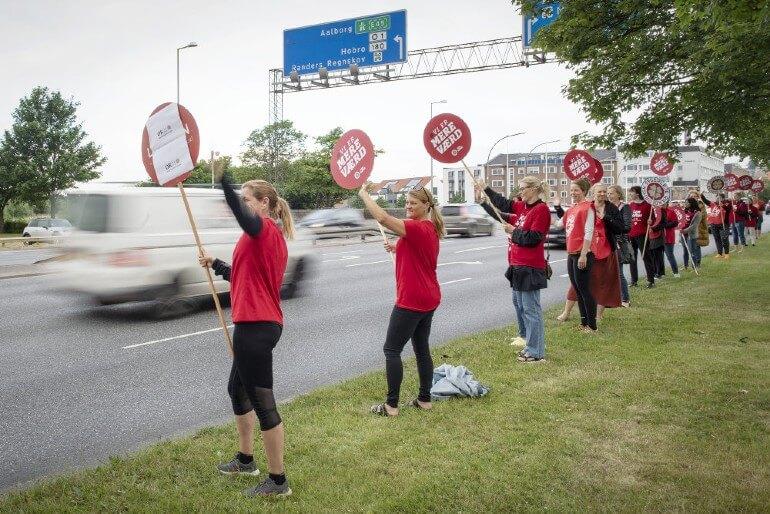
[275,196,295,240]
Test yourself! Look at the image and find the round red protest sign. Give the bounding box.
[672,205,688,230]
[707,176,726,194]
[589,158,604,185]
[750,179,765,193]
[423,113,471,164]
[141,103,199,187]
[641,177,670,206]
[650,152,674,176]
[562,149,598,181]
[724,173,738,192]
[738,174,754,191]
[329,129,375,189]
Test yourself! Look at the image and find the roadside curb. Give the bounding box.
[0,265,50,281]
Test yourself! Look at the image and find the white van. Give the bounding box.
[48,186,316,317]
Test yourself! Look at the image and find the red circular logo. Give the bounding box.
[750,179,765,193]
[738,174,754,190]
[724,173,738,191]
[330,129,375,189]
[650,152,674,176]
[423,113,471,164]
[141,103,199,187]
[563,149,598,181]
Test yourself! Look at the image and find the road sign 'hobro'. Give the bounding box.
[284,10,407,76]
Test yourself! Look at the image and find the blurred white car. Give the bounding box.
[22,218,73,237]
[48,187,316,318]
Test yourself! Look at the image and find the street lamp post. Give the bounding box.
[429,99,447,198]
[485,132,525,198]
[528,139,560,199]
[176,42,198,104]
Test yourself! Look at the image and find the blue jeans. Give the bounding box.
[664,243,679,274]
[732,222,746,246]
[618,261,629,303]
[512,289,545,359]
[688,236,702,267]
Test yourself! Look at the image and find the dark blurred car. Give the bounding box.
[441,203,495,237]
[545,207,565,248]
[297,208,372,239]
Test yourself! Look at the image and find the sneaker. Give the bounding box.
[217,454,260,476]
[621,301,630,308]
[673,273,681,278]
[714,254,723,258]
[724,254,730,260]
[510,336,526,346]
[645,282,655,289]
[245,476,292,497]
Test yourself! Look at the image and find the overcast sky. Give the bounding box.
[1,0,610,183]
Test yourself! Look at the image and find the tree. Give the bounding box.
[396,194,407,207]
[241,120,306,185]
[184,155,232,186]
[0,87,105,229]
[449,192,465,203]
[514,1,770,166]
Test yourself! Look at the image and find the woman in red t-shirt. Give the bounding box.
[358,184,445,417]
[199,175,295,497]
[745,199,759,246]
[752,195,765,236]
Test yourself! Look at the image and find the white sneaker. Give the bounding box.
[510,336,526,346]
[673,273,681,278]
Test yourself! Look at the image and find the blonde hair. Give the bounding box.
[518,175,550,202]
[590,182,608,198]
[608,185,625,201]
[241,180,295,240]
[408,187,445,238]
[572,178,591,195]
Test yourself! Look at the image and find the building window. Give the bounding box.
[602,177,614,185]
[518,168,526,174]
[516,159,525,165]
[625,164,638,171]
[491,169,503,176]
[547,178,557,186]
[447,171,454,180]
[560,191,568,198]
[549,191,556,198]
[527,166,539,174]
[641,164,650,170]
[561,179,568,185]
[602,162,615,171]
[474,169,481,177]
[626,177,638,185]
[547,166,557,173]
[491,180,504,187]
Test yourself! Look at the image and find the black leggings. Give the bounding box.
[228,321,283,431]
[630,235,656,285]
[710,224,730,255]
[383,306,435,408]
[567,253,596,330]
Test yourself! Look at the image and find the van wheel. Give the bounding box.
[153,297,198,319]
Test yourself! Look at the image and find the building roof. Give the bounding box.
[371,176,431,195]
[486,148,617,166]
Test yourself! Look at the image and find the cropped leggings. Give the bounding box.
[383,306,435,408]
[228,321,283,431]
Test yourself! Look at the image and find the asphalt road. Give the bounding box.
[0,248,59,266]
[0,229,719,491]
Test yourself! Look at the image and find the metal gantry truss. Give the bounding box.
[268,36,552,124]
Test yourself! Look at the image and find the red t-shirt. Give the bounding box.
[591,204,612,260]
[733,202,748,223]
[706,203,723,225]
[506,200,550,269]
[628,201,651,238]
[395,219,441,312]
[746,205,759,228]
[665,207,678,244]
[230,217,288,324]
[649,207,664,240]
[565,201,593,254]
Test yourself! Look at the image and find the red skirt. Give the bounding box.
[567,252,622,307]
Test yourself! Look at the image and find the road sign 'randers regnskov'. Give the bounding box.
[284,10,407,76]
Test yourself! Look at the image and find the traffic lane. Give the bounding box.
[0,248,59,266]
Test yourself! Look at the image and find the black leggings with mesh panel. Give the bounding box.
[228,321,283,431]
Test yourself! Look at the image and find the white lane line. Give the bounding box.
[123,325,234,350]
[550,258,567,263]
[345,259,391,268]
[322,255,361,263]
[559,273,569,278]
[321,249,365,256]
[440,277,472,286]
[437,261,482,267]
[454,245,505,254]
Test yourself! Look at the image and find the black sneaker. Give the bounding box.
[217,454,260,476]
[245,476,292,497]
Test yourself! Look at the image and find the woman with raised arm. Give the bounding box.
[358,184,445,416]
[198,173,295,497]
[477,176,551,362]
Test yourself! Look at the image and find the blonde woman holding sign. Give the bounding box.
[358,184,446,417]
[199,173,295,497]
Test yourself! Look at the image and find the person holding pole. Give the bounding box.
[358,184,445,416]
[702,192,730,258]
[660,202,680,277]
[476,177,551,362]
[627,186,656,288]
[682,197,703,270]
[564,178,598,332]
[199,174,295,497]
[731,195,748,251]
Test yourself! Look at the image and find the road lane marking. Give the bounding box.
[550,258,567,263]
[345,259,391,268]
[440,277,472,285]
[453,245,505,254]
[559,273,569,278]
[322,255,361,263]
[321,249,365,256]
[437,261,482,266]
[123,325,234,349]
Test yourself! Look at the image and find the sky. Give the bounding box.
[1,0,609,183]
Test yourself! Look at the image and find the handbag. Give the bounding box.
[619,238,634,264]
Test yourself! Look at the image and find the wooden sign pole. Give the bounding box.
[177,183,233,356]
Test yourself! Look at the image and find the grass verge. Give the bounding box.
[2,239,769,512]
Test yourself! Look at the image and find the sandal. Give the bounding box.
[410,399,431,410]
[370,403,395,417]
[517,354,545,363]
[556,313,570,322]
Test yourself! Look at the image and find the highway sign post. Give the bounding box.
[284,10,407,76]
[523,2,561,49]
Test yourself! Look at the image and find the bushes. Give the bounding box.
[1,219,29,234]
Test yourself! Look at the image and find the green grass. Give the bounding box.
[3,240,769,513]
[0,233,21,238]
